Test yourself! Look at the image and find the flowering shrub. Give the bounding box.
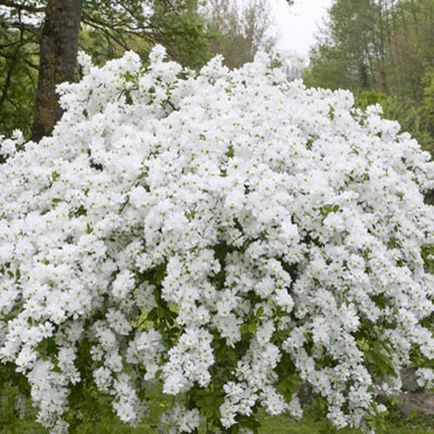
[0,46,433,434]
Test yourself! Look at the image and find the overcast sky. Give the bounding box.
[271,0,333,56]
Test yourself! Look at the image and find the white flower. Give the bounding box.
[112,270,135,299]
[149,44,167,64]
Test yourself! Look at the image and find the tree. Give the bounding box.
[203,0,277,68]
[0,19,38,137]
[305,0,384,91]
[32,0,83,141]
[0,46,432,434]
[304,0,434,159]
[0,0,212,140]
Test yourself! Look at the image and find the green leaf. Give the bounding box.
[319,204,340,218]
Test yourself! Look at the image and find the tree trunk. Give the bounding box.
[32,0,83,142]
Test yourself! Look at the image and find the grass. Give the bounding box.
[1,382,433,433]
[3,406,434,434]
[259,413,434,434]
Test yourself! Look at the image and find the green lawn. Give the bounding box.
[259,413,434,434]
[4,411,433,434]
[2,384,433,434]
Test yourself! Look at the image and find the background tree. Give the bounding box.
[202,0,276,69]
[0,2,40,136]
[32,0,83,141]
[305,0,384,90]
[304,0,434,161]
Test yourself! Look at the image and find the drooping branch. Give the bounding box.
[0,56,16,107]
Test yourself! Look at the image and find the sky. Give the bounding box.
[271,0,333,56]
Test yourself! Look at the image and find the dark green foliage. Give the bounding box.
[0,14,38,137]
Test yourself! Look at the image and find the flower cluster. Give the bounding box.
[0,46,433,433]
